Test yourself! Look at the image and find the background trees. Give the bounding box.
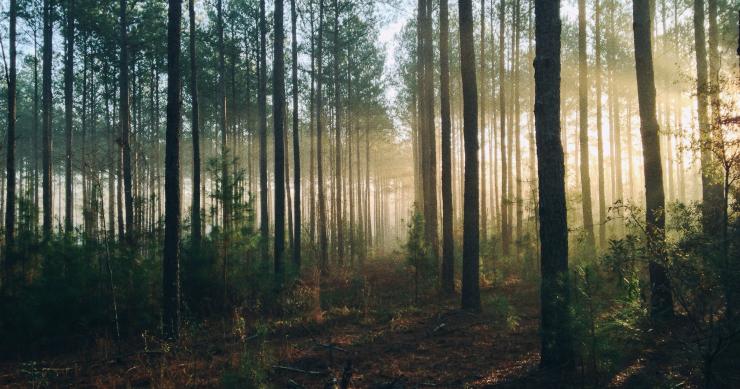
[0,0,738,385]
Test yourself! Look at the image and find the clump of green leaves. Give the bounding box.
[222,323,273,389]
[404,205,435,304]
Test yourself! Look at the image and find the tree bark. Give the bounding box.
[578,0,595,249]
[5,0,17,256]
[64,0,74,234]
[596,0,606,249]
[189,0,201,249]
[316,0,329,272]
[633,0,673,321]
[291,0,301,269]
[163,0,183,340]
[440,0,454,294]
[459,0,480,312]
[274,0,286,284]
[498,0,510,256]
[693,0,722,235]
[535,0,574,370]
[42,0,53,239]
[259,0,269,266]
[120,0,134,244]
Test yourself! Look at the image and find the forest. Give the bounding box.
[0,0,738,386]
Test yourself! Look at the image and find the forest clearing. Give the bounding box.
[0,0,739,387]
[0,260,710,387]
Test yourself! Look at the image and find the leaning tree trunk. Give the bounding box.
[534,0,574,371]
[633,0,674,322]
[459,0,480,312]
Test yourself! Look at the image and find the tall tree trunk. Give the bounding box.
[595,0,606,248]
[189,0,201,249]
[42,0,53,239]
[418,0,438,261]
[514,0,522,249]
[633,0,673,321]
[333,0,343,264]
[479,0,487,237]
[459,0,480,312]
[5,0,17,256]
[33,26,40,236]
[217,0,230,238]
[578,0,595,249]
[120,0,134,244]
[498,0,510,256]
[291,0,301,269]
[440,0,454,294]
[693,0,722,235]
[535,0,574,370]
[163,0,183,340]
[64,0,74,234]
[309,3,316,245]
[273,0,286,284]
[316,0,329,272]
[259,0,270,266]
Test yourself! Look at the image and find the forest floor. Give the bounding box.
[0,259,698,388]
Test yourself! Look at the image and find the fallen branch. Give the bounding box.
[272,365,326,376]
[315,343,349,353]
[287,378,305,388]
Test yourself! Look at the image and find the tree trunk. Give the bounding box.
[578,0,595,249]
[633,0,673,321]
[498,0,510,256]
[291,0,301,270]
[595,0,606,248]
[273,0,286,284]
[440,0,454,294]
[42,0,53,239]
[332,0,344,265]
[259,0,270,267]
[316,0,329,272]
[189,0,201,249]
[479,0,487,238]
[535,0,574,370]
[120,0,134,244]
[693,0,722,235]
[5,0,17,256]
[514,0,522,249]
[418,0,438,262]
[64,0,74,234]
[459,0,480,312]
[217,0,230,239]
[163,0,183,340]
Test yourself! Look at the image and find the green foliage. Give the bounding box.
[221,323,273,389]
[483,295,520,331]
[404,206,435,302]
